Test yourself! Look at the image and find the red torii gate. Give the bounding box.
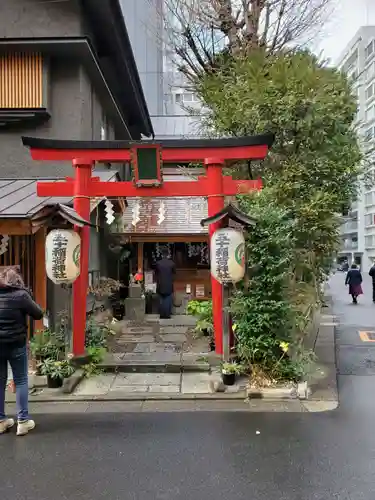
[22,135,274,360]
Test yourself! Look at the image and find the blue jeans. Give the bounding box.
[0,345,29,422]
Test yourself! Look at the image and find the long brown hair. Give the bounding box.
[0,266,25,288]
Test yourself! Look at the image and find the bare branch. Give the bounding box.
[147,0,333,81]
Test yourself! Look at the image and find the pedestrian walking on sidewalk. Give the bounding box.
[345,263,363,304]
[0,267,43,436]
[369,262,375,303]
[155,247,176,319]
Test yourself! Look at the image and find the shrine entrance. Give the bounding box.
[22,135,274,360]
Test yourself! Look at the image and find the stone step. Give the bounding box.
[100,352,210,374]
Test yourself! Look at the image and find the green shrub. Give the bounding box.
[187,300,213,336]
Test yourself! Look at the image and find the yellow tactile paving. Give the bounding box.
[359,331,375,342]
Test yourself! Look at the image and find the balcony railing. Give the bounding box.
[340,220,358,234]
[340,240,358,250]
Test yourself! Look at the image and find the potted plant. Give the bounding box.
[30,329,64,374]
[221,362,243,386]
[40,359,74,388]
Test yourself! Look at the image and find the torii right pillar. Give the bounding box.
[205,158,225,354]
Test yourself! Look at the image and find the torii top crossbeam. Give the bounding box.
[22,134,274,360]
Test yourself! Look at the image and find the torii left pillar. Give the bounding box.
[72,159,92,358]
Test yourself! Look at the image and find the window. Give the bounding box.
[366,235,375,248]
[366,192,374,205]
[366,83,375,100]
[182,92,193,102]
[366,105,375,121]
[366,62,375,81]
[365,127,374,141]
[175,93,182,103]
[344,49,358,71]
[365,213,375,226]
[0,53,44,108]
[366,40,375,60]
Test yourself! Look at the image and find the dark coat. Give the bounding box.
[345,269,363,287]
[369,265,375,283]
[155,258,176,296]
[0,285,43,346]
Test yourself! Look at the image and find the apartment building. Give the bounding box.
[338,26,375,269]
[122,0,206,139]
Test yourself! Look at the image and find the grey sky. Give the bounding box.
[318,0,374,62]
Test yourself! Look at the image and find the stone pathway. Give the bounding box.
[66,313,245,397]
[106,314,213,370]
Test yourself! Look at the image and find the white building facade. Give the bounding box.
[339,26,375,270]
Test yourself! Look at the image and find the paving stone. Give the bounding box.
[121,352,181,363]
[160,326,188,335]
[124,326,154,335]
[160,333,187,343]
[148,385,181,393]
[132,342,182,354]
[118,335,155,343]
[114,372,181,386]
[159,316,196,326]
[74,374,116,396]
[181,372,221,394]
[109,384,148,393]
[133,342,159,353]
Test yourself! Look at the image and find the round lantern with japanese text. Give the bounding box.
[45,229,81,285]
[210,228,245,284]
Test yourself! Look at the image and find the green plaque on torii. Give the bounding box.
[130,144,163,187]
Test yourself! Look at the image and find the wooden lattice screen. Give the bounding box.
[0,52,43,108]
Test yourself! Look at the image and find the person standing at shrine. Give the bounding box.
[155,247,176,319]
[369,261,375,303]
[0,267,43,436]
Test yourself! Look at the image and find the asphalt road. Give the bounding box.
[1,273,375,500]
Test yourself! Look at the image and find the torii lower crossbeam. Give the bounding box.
[36,178,262,198]
[22,135,274,361]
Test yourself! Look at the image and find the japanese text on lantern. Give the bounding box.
[215,232,230,281]
[51,233,68,280]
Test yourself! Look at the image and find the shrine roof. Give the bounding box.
[0,171,117,218]
[200,204,257,227]
[22,134,274,151]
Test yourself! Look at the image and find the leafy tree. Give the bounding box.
[196,50,361,380]
[198,50,362,279]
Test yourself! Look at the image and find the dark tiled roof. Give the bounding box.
[0,171,117,218]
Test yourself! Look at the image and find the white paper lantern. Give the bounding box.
[210,228,245,284]
[45,229,81,285]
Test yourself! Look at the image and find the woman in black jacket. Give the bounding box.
[0,267,43,436]
[345,263,363,304]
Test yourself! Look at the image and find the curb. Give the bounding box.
[8,382,311,404]
[246,382,309,400]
